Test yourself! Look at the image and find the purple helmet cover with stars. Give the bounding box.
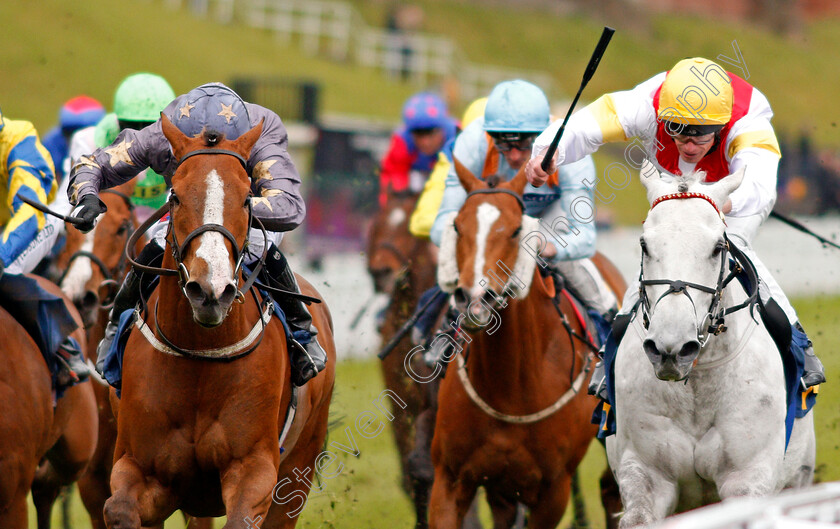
[166,83,251,140]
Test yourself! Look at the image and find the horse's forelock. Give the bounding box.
[485,174,503,189]
[202,130,224,147]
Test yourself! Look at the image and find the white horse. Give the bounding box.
[607,160,816,527]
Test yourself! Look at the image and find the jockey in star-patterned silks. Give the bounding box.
[67,82,327,387]
[0,104,91,389]
[526,57,825,395]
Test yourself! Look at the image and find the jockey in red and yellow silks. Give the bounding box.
[527,57,824,391]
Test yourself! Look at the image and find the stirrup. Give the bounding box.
[587,359,608,401]
[56,347,91,388]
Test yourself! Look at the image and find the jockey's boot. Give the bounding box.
[55,337,91,389]
[265,245,327,387]
[797,322,826,388]
[95,242,164,374]
[423,308,463,369]
[588,311,632,402]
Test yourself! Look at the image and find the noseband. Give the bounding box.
[638,191,758,347]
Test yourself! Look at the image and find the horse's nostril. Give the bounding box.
[81,291,99,310]
[184,281,206,304]
[219,284,238,305]
[643,339,660,359]
[678,341,701,358]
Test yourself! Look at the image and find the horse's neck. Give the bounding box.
[408,240,437,292]
[466,289,555,389]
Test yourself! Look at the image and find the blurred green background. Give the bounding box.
[7,0,840,526]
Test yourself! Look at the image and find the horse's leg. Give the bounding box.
[600,467,622,529]
[408,405,437,529]
[486,490,520,529]
[614,458,677,528]
[0,493,29,529]
[218,454,280,529]
[526,476,571,529]
[104,456,177,528]
[428,470,476,529]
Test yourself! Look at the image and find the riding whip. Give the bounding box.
[18,195,85,226]
[540,26,615,172]
[769,210,840,251]
[377,289,449,360]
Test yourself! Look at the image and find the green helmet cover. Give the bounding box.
[94,113,120,148]
[114,73,175,122]
[133,169,168,209]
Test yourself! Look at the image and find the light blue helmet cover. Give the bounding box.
[483,79,550,134]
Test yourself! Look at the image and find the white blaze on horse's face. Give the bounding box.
[194,169,236,301]
[61,228,96,302]
[387,207,407,228]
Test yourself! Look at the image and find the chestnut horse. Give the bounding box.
[102,115,336,528]
[0,275,97,529]
[366,190,454,528]
[428,160,626,528]
[56,183,215,529]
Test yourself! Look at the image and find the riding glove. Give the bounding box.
[71,194,108,233]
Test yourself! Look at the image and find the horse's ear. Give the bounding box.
[707,166,745,206]
[640,157,670,205]
[234,118,264,158]
[161,113,189,159]
[453,156,485,194]
[506,165,528,196]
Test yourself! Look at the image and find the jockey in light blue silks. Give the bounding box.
[67,83,327,387]
[0,104,90,391]
[426,79,618,362]
[526,57,826,401]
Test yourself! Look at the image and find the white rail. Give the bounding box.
[161,0,555,102]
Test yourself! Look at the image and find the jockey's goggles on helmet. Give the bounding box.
[409,126,440,136]
[489,132,537,153]
[662,121,724,145]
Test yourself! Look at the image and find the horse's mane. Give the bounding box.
[657,167,708,193]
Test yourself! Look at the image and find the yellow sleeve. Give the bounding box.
[409,151,449,238]
[586,94,629,143]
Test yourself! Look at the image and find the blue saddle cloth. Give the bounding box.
[101,290,302,398]
[0,273,78,379]
[592,263,817,450]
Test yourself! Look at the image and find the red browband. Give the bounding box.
[650,192,726,224]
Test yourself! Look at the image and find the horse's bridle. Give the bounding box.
[461,187,526,308]
[638,191,758,347]
[59,188,136,309]
[125,148,267,303]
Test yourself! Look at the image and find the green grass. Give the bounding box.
[28,295,840,528]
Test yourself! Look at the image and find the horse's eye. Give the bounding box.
[170,193,180,206]
[116,224,128,236]
[712,239,726,257]
[453,223,460,236]
[512,226,521,238]
[640,237,648,256]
